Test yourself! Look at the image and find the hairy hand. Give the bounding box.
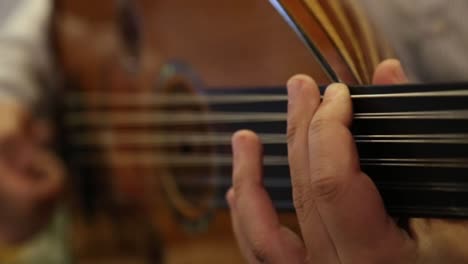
[225,59,462,264]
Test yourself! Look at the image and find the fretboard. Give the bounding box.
[207,82,468,218]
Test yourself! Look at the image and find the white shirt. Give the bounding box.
[0,0,52,109]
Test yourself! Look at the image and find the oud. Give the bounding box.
[50,0,468,263]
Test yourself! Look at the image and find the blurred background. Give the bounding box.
[1,0,467,263]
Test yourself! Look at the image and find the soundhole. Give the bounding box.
[158,65,217,231]
[116,0,141,72]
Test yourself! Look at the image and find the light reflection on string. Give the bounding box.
[63,109,468,127]
[67,132,468,146]
[64,88,468,107]
[72,153,468,169]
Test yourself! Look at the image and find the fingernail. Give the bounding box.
[287,76,304,102]
[324,83,347,100]
[232,130,248,163]
[232,131,246,150]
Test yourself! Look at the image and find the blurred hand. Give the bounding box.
[227,59,468,263]
[0,101,63,244]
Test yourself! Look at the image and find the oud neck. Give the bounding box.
[206,82,468,217]
[61,81,468,217]
[205,82,468,132]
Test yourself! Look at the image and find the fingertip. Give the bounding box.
[378,58,401,68]
[232,129,258,139]
[323,83,350,101]
[287,74,318,100]
[226,188,236,208]
[312,83,353,127]
[373,59,408,84]
[287,74,316,88]
[231,130,262,177]
[232,130,260,150]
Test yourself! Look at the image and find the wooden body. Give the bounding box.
[52,0,327,262]
[50,1,468,263]
[52,0,394,262]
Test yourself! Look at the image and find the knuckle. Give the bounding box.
[308,118,327,138]
[232,177,244,197]
[250,238,269,263]
[286,120,300,145]
[292,189,305,210]
[232,163,247,192]
[292,190,315,219]
[310,172,342,203]
[289,166,308,183]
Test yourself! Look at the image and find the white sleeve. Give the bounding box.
[0,0,53,108]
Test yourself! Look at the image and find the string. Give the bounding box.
[212,199,468,210]
[70,153,468,168]
[63,89,468,107]
[67,132,468,146]
[211,199,468,210]
[67,153,468,200]
[63,109,468,126]
[157,176,468,192]
[61,88,468,200]
[66,94,288,106]
[211,199,294,210]
[61,87,468,214]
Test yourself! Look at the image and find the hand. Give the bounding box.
[0,101,64,244]
[227,59,468,263]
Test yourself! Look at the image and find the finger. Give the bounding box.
[0,163,32,214]
[0,150,63,214]
[228,188,305,264]
[287,75,320,201]
[30,150,64,203]
[0,145,37,212]
[286,75,320,196]
[373,59,410,227]
[0,103,35,172]
[306,84,415,262]
[372,59,408,85]
[286,75,339,262]
[227,188,260,263]
[231,130,304,263]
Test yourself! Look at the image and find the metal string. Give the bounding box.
[67,132,468,146]
[61,89,468,194]
[157,176,468,192]
[71,153,468,168]
[63,109,468,126]
[64,89,468,107]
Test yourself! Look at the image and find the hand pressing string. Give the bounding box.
[227,59,468,264]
